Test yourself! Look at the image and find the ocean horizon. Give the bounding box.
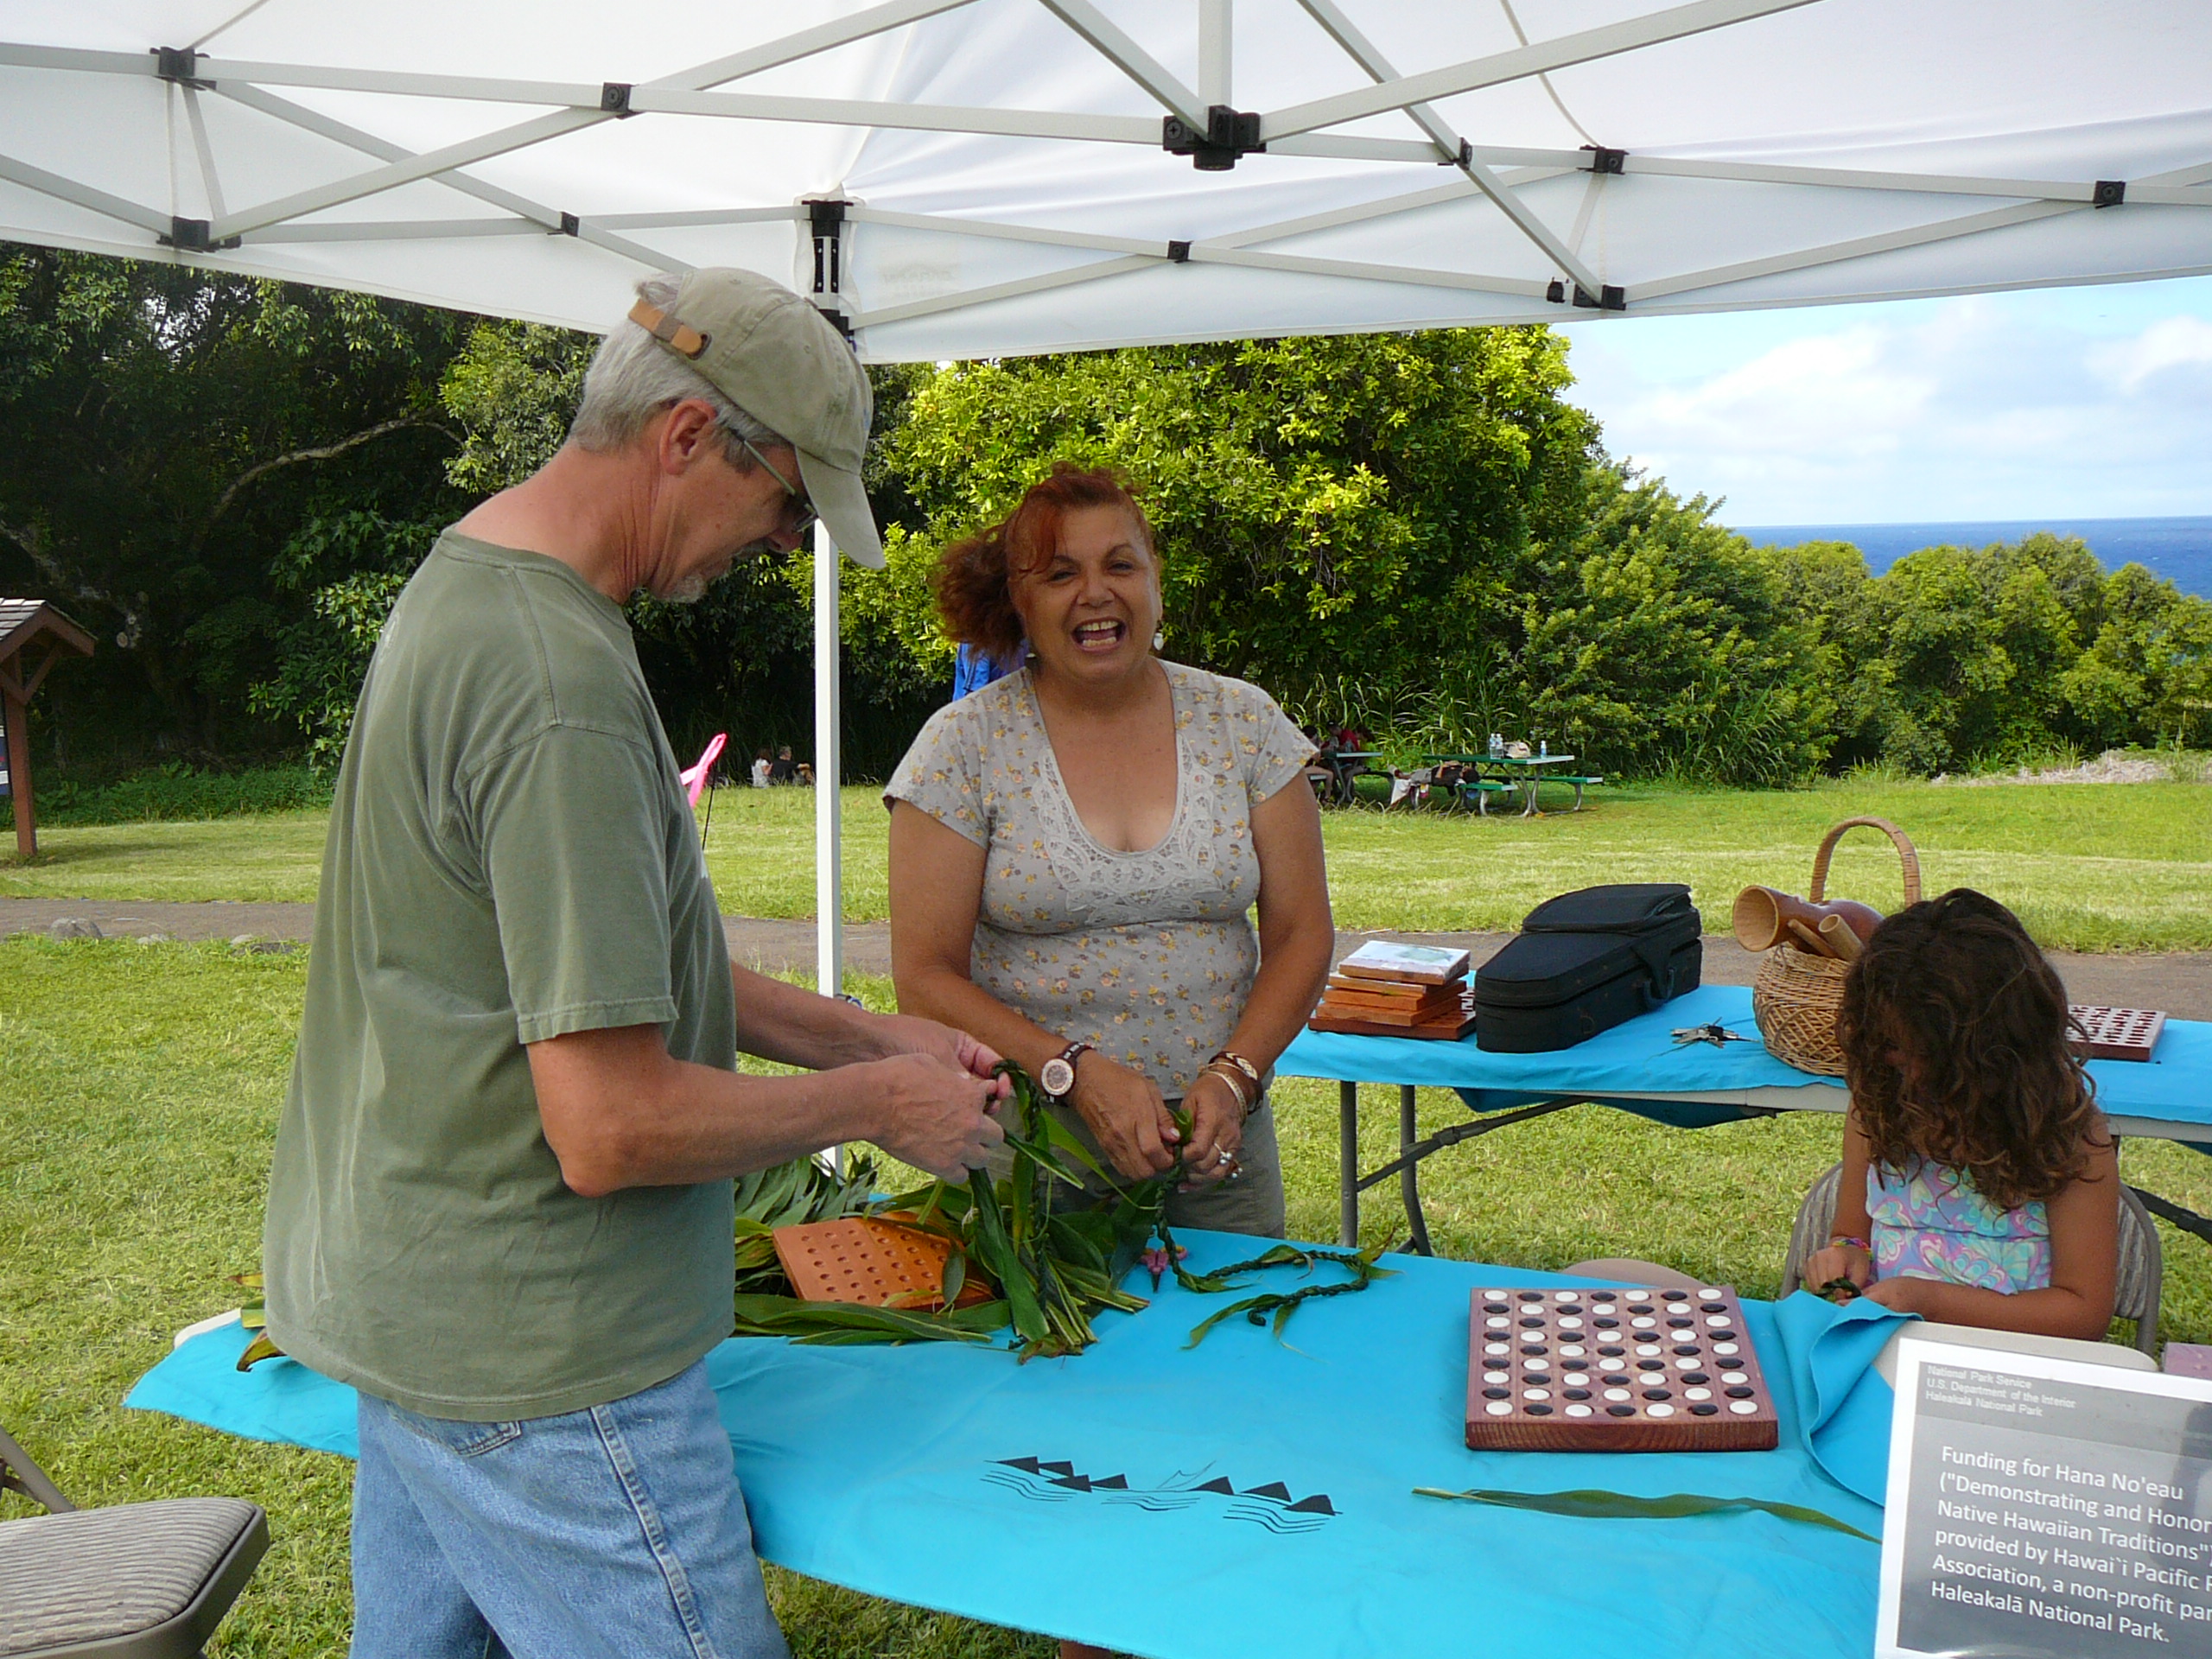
[1728,514,2212,601]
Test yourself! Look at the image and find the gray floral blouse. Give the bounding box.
[886,662,1313,1096]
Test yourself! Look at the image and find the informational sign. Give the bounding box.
[1878,1338,2212,1657]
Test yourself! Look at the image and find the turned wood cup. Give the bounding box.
[1731,886,1883,953]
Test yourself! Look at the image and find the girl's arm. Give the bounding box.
[1802,1107,1876,1291]
[1865,1135,2120,1339]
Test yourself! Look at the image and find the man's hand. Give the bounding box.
[861,1052,1007,1181]
[869,1010,1010,1098]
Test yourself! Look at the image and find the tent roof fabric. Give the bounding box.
[1,2,2207,359]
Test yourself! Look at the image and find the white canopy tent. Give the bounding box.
[3,0,2209,988]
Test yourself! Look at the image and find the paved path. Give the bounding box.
[8,898,2211,1020]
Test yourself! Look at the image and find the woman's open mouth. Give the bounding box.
[1073,619,1126,652]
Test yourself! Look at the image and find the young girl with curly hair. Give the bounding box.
[1801,888,2119,1339]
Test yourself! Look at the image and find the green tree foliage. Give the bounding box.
[6,251,2204,789]
[1759,532,2212,771]
[876,330,1594,704]
[0,248,471,766]
[869,334,1829,785]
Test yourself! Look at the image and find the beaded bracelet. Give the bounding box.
[1828,1233,1871,1252]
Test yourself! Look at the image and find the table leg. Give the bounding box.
[1338,1082,1360,1247]
[1400,1084,1433,1256]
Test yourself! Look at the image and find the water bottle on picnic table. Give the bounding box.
[1489,732,1503,760]
[1540,739,1548,758]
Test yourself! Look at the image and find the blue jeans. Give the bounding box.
[351,1360,790,1659]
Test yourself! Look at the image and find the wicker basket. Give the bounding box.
[1751,817,1922,1076]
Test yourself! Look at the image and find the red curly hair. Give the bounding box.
[932,464,1155,664]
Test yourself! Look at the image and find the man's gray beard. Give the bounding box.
[664,540,776,604]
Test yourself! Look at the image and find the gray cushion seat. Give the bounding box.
[0,1498,268,1657]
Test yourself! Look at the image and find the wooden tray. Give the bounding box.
[2069,1005,2165,1063]
[1465,1284,1779,1452]
[772,1217,988,1309]
[1308,1001,1475,1041]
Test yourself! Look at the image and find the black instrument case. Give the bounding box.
[1473,884,1702,1052]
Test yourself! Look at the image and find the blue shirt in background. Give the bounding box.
[953,642,1024,700]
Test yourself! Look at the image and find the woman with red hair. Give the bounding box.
[887,465,1334,1238]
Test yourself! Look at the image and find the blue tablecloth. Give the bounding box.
[130,1233,1909,1659]
[1280,983,2212,1135]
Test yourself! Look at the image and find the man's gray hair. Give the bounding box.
[569,274,787,464]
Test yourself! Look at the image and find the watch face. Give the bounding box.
[1039,1057,1075,1096]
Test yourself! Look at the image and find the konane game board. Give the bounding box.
[1465,1284,1779,1452]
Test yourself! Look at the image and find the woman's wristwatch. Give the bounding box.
[1040,1040,1095,1101]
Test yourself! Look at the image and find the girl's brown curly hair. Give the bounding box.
[932,463,1155,664]
[1838,887,2106,1211]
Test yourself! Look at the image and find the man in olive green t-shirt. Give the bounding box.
[264,270,1005,1659]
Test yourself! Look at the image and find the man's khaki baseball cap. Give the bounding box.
[627,269,882,568]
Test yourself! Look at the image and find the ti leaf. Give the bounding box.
[1413,1486,1878,1542]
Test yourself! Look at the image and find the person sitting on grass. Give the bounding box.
[1799,888,2119,1339]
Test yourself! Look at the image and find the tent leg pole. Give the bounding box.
[1338,1082,1359,1247]
[4,693,32,859]
[814,528,842,999]
[814,528,844,1176]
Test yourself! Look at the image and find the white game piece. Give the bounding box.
[1685,1387,1713,1401]
[1523,1388,1550,1401]
[1486,1400,1513,1415]
[1604,1387,1630,1402]
[1728,1399,1758,1414]
[1565,1403,1592,1417]
[1647,1403,1675,1417]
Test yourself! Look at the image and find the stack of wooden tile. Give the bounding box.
[1306,941,1475,1040]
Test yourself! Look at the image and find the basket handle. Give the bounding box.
[1808,817,1923,906]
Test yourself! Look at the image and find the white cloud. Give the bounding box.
[1561,283,2212,522]
[2088,315,2212,394]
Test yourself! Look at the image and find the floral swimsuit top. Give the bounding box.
[1868,1160,2051,1294]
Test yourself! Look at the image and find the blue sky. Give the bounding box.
[1555,273,2212,528]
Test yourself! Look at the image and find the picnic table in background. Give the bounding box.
[1484,752,1581,816]
[1311,748,1382,807]
[1423,753,1591,817]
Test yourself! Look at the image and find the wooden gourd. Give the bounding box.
[1751,817,1922,1076]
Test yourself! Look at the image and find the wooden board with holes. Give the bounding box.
[2069,1004,2166,1062]
[772,1217,989,1309]
[1466,1284,1779,1452]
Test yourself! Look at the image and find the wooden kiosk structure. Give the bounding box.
[0,600,94,858]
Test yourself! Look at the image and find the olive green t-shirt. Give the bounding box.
[263,531,737,1421]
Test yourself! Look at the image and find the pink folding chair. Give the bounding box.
[681,733,727,808]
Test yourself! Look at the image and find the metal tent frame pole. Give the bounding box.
[814,524,842,1001]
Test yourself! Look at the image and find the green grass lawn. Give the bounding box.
[0,810,333,904]
[7,774,2209,951]
[7,937,2212,1655]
